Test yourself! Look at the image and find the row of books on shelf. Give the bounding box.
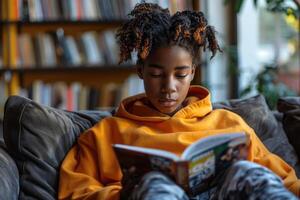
[7,0,193,21]
[15,29,128,68]
[14,75,144,111]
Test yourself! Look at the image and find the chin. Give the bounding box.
[152,102,180,116]
[159,108,177,116]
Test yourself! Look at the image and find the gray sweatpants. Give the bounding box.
[128,161,298,200]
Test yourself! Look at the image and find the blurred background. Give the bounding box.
[0,0,299,120]
[203,0,299,110]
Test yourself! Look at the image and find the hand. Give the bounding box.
[120,166,143,200]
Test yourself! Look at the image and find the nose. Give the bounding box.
[161,76,176,93]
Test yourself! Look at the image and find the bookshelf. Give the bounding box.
[0,0,201,114]
[1,20,126,34]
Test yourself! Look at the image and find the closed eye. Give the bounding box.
[150,74,162,77]
[176,74,188,78]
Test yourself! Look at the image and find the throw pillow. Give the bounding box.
[278,97,300,159]
[0,119,3,144]
[213,95,300,176]
[3,96,111,200]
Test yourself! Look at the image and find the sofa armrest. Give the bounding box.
[0,145,19,200]
[3,95,111,199]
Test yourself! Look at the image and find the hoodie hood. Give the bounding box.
[115,86,212,121]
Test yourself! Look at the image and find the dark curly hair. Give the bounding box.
[116,2,221,65]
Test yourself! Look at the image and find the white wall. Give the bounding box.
[203,0,261,100]
[237,0,260,96]
[205,0,230,102]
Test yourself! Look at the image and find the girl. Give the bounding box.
[59,3,299,200]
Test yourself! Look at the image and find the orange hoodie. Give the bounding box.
[58,86,300,199]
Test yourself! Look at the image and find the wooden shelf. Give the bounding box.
[0,69,6,75]
[0,20,126,34]
[0,19,126,25]
[1,64,134,72]
[0,65,136,88]
[1,0,202,99]
[0,65,135,76]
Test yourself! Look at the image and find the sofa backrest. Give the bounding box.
[2,95,300,199]
[0,144,19,200]
[278,97,300,161]
[3,96,111,200]
[213,94,300,177]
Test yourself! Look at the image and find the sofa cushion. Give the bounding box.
[0,145,19,200]
[213,95,300,176]
[0,119,3,145]
[3,96,111,200]
[278,97,300,159]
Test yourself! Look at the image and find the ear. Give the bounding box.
[190,65,196,81]
[136,65,144,79]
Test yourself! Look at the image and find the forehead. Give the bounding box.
[145,46,193,68]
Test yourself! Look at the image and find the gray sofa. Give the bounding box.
[0,95,300,200]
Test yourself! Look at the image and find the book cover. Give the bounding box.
[113,132,249,196]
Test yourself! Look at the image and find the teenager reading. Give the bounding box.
[59,3,300,200]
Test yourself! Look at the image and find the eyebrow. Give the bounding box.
[148,64,191,70]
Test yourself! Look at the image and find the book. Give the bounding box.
[18,33,36,67]
[113,132,249,196]
[64,36,82,66]
[80,32,104,65]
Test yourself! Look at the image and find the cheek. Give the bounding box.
[179,76,193,87]
[143,79,159,94]
[178,78,192,94]
[179,83,190,93]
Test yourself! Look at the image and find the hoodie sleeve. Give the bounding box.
[58,119,122,200]
[246,124,300,197]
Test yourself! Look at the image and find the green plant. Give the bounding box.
[240,66,296,109]
[223,0,300,17]
[223,0,299,108]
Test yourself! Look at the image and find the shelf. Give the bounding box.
[0,69,6,75]
[0,20,126,34]
[0,64,135,73]
[0,65,137,87]
[0,19,126,25]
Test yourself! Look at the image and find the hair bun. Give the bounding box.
[129,2,170,17]
[117,2,221,64]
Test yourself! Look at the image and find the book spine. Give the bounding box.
[21,0,30,20]
[66,85,74,111]
[35,0,44,21]
[51,0,60,20]
[18,33,36,67]
[21,80,133,110]
[0,0,4,20]
[8,0,20,20]
[69,0,77,20]
[40,0,49,20]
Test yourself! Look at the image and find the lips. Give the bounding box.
[158,99,177,107]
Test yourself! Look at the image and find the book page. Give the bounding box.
[180,132,249,195]
[113,144,180,161]
[181,132,246,160]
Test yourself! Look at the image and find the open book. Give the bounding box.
[113,132,249,196]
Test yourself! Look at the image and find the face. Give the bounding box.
[138,45,195,116]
